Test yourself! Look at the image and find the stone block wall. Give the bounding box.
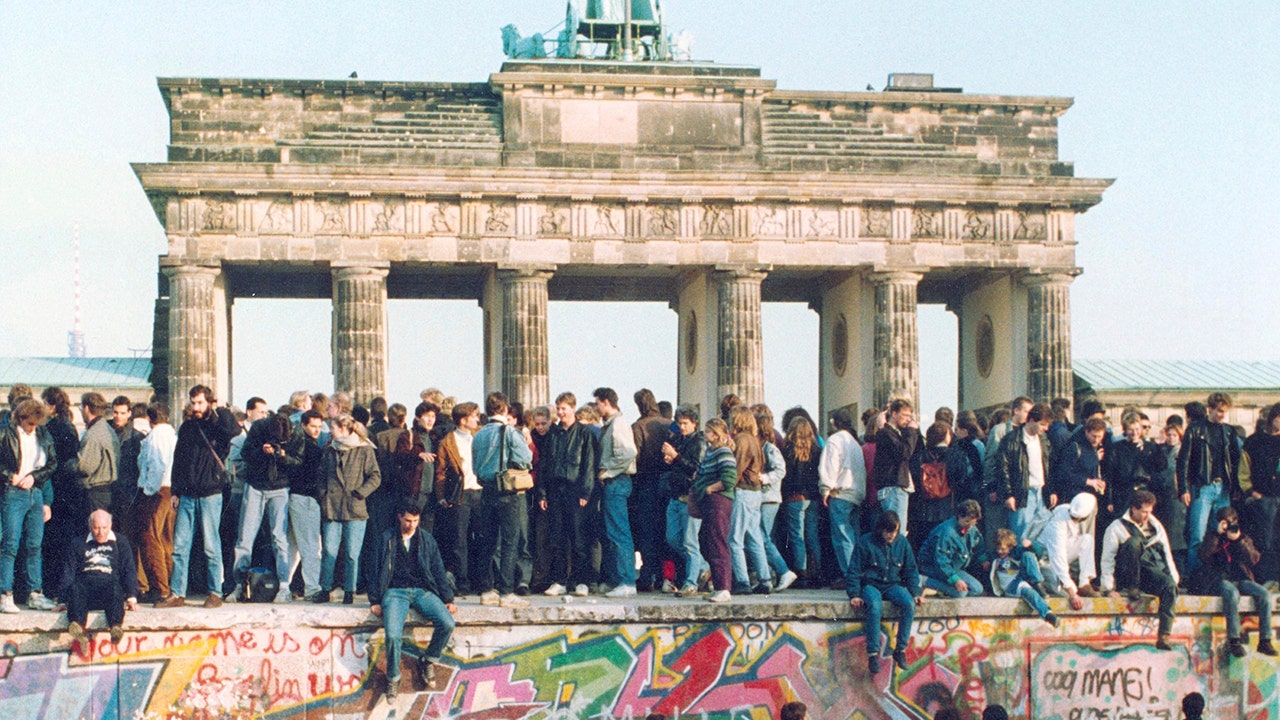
[2,595,1274,719]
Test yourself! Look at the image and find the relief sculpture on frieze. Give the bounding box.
[963,210,991,240]
[202,196,235,232]
[863,206,890,238]
[647,206,677,237]
[373,200,403,234]
[913,207,939,239]
[1014,211,1046,240]
[807,207,836,238]
[484,202,511,234]
[258,199,293,234]
[318,200,348,234]
[755,205,786,237]
[700,204,732,236]
[539,204,570,236]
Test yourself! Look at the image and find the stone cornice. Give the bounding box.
[133,163,1112,210]
[768,89,1075,116]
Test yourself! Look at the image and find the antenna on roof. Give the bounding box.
[67,224,86,358]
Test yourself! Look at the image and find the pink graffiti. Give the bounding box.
[422,658,541,718]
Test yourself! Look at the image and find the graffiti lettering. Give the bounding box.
[915,616,961,634]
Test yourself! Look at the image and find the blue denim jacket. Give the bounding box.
[471,420,533,485]
[847,531,920,598]
[919,517,986,585]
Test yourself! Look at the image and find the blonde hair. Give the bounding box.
[994,528,1017,551]
[785,416,816,463]
[332,413,369,442]
[705,418,735,450]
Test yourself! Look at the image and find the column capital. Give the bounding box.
[868,270,924,285]
[1020,269,1079,287]
[161,263,221,279]
[712,265,769,282]
[331,262,390,280]
[496,264,556,281]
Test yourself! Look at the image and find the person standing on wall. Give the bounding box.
[0,399,59,613]
[158,385,240,609]
[594,387,638,598]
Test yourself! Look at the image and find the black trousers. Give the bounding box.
[434,489,482,592]
[474,489,527,595]
[1114,534,1178,636]
[548,490,596,587]
[68,574,125,627]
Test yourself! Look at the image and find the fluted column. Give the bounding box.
[499,268,552,407]
[1024,273,1074,403]
[331,264,389,406]
[871,271,922,409]
[715,269,766,405]
[164,264,221,415]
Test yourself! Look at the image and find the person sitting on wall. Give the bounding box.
[990,528,1058,627]
[369,498,456,703]
[61,509,139,646]
[848,509,923,675]
[1038,492,1100,610]
[918,500,987,597]
[1100,489,1179,650]
[1199,506,1277,658]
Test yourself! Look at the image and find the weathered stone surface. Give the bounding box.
[872,271,922,408]
[163,264,219,411]
[331,264,388,405]
[716,269,766,405]
[1025,272,1075,403]
[498,267,552,407]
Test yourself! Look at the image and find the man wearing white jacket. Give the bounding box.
[1100,489,1180,649]
[818,407,867,577]
[135,403,177,603]
[1039,492,1099,610]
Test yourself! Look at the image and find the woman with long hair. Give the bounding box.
[318,414,381,604]
[753,404,797,591]
[781,414,822,583]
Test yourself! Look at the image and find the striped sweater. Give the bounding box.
[693,445,738,501]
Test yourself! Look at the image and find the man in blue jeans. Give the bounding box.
[594,387,638,597]
[471,392,533,608]
[158,385,240,609]
[370,499,456,703]
[918,499,988,597]
[848,510,922,675]
[1178,392,1241,571]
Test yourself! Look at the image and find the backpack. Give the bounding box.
[920,461,951,500]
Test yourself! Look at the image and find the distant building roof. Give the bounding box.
[1075,359,1280,392]
[0,357,153,389]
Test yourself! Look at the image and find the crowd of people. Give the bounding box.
[1,380,1277,700]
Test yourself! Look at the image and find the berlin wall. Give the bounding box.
[0,595,1274,719]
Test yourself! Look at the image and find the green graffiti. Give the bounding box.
[501,630,636,717]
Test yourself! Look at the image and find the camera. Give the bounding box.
[1226,523,1240,534]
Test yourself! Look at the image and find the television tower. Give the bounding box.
[67,225,86,358]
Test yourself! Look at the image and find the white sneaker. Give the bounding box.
[0,593,19,614]
[273,588,292,604]
[573,584,590,597]
[775,570,798,592]
[479,590,501,606]
[605,585,637,598]
[660,579,678,594]
[27,591,57,611]
[499,593,530,608]
[708,590,732,603]
[544,583,566,597]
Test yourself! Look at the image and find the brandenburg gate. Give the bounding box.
[133,54,1110,419]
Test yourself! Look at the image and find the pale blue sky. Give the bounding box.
[2,1,1277,414]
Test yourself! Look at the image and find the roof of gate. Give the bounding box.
[0,357,153,389]
[1074,359,1280,391]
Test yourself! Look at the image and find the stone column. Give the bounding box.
[715,269,766,405]
[1024,273,1074,403]
[871,271,922,409]
[331,264,389,406]
[164,264,221,414]
[499,267,552,407]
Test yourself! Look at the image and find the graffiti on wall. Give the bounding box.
[0,612,1269,720]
